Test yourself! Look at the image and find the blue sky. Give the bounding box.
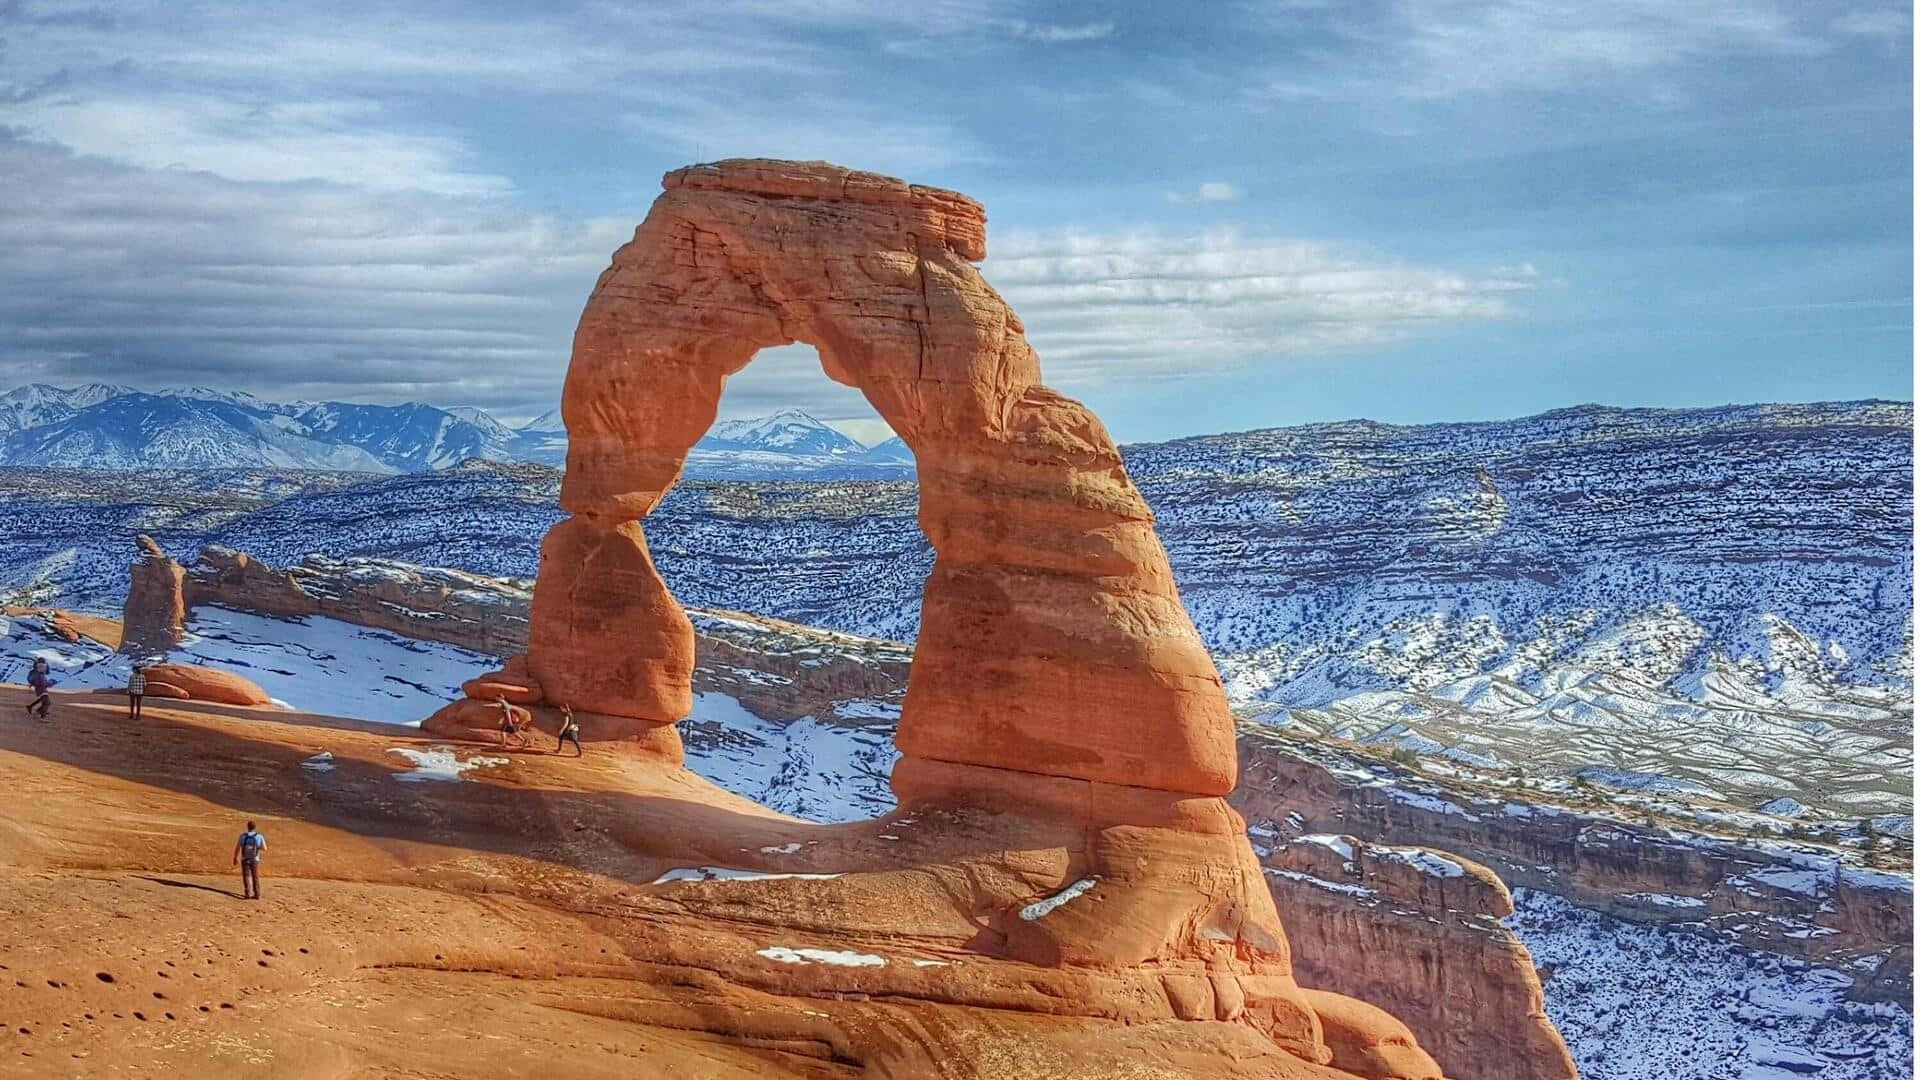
[0,1,1910,442]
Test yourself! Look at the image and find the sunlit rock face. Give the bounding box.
[512,158,1236,798]
[121,533,186,655]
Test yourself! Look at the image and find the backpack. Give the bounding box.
[239,831,263,860]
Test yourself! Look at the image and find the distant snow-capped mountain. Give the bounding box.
[446,405,522,443]
[0,385,909,478]
[518,408,565,433]
[0,393,395,472]
[295,401,515,472]
[0,383,137,435]
[700,409,865,456]
[862,436,914,464]
[687,409,910,479]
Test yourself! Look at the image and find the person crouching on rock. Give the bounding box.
[127,662,148,721]
[24,658,53,719]
[232,820,266,900]
[496,696,529,748]
[555,704,582,757]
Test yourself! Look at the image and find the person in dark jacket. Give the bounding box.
[24,658,52,719]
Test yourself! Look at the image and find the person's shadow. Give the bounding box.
[136,875,246,900]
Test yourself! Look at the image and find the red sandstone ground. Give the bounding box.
[0,685,1379,1078]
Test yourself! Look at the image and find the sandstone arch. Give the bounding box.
[521,159,1238,798]
[408,161,1500,1075]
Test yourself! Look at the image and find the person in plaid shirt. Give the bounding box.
[127,662,148,720]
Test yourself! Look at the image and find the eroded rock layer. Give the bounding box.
[1262,834,1577,1080]
[1235,731,1913,996]
[119,539,1580,1075]
[121,534,186,655]
[140,662,274,707]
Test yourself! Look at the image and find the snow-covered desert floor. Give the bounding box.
[1509,889,1911,1079]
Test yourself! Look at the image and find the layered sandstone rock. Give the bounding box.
[1302,989,1446,1080]
[140,662,274,707]
[1262,835,1577,1080]
[117,540,535,659]
[188,547,532,656]
[1236,730,1912,997]
[120,534,186,655]
[524,515,691,725]
[117,541,909,738]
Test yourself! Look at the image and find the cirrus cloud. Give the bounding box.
[985,229,1537,385]
[0,131,1533,425]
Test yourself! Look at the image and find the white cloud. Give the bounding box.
[0,125,1536,425]
[1401,1,1822,97]
[10,96,511,196]
[1168,181,1244,204]
[712,228,1534,425]
[983,228,1536,386]
[0,136,620,412]
[1255,0,1836,100]
[0,2,1552,428]
[1,3,990,192]
[999,20,1115,43]
[20,4,819,90]
[1831,8,1911,40]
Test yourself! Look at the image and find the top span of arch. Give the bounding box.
[664,159,988,261]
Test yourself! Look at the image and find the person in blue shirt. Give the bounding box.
[231,821,266,900]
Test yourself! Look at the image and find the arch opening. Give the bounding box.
[654,345,927,646]
[689,343,914,483]
[621,343,926,821]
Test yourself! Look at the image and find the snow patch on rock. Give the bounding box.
[1019,877,1099,921]
[756,946,886,967]
[387,747,508,782]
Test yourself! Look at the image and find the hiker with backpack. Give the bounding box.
[232,821,266,900]
[24,658,52,719]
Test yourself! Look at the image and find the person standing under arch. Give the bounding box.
[555,704,583,757]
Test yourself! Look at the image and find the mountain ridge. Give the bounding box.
[0,384,914,478]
